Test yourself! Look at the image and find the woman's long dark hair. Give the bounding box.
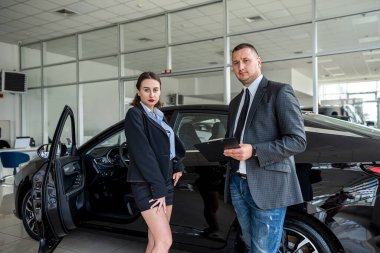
[130,71,163,108]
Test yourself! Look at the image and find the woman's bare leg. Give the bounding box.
[146,228,154,253]
[141,206,173,253]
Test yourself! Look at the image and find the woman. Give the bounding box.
[124,71,185,253]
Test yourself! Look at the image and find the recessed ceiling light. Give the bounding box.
[138,37,152,42]
[324,66,340,71]
[331,73,345,77]
[244,15,264,23]
[352,15,378,25]
[363,50,380,56]
[365,58,380,63]
[318,58,333,63]
[359,36,380,44]
[54,8,79,17]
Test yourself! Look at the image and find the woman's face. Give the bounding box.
[138,79,161,110]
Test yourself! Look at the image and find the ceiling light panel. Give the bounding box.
[359,36,380,44]
[318,58,333,63]
[352,15,378,25]
[365,58,380,63]
[363,50,380,56]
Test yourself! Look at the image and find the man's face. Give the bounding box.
[232,47,262,86]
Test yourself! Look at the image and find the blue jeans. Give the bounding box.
[230,174,286,253]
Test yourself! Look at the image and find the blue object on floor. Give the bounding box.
[0,151,30,182]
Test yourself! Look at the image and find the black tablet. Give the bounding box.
[194,137,240,162]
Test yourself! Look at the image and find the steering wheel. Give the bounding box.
[119,141,130,168]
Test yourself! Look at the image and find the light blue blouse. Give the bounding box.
[140,102,176,160]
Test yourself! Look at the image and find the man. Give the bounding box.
[223,43,307,252]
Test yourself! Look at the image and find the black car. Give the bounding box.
[13,105,380,253]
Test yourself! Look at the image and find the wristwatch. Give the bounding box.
[252,146,257,157]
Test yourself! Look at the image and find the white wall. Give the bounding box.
[178,75,225,104]
[265,69,292,84]
[291,69,313,96]
[0,42,20,147]
[265,68,313,107]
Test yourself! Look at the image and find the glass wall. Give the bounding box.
[43,63,76,86]
[79,26,118,59]
[82,81,119,142]
[230,23,312,61]
[121,16,166,52]
[317,11,380,54]
[45,86,77,140]
[121,48,166,77]
[316,0,380,19]
[79,56,118,82]
[24,89,42,146]
[43,36,76,65]
[21,43,41,69]
[20,0,380,145]
[23,68,41,88]
[171,39,224,71]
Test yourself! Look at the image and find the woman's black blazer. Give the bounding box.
[124,104,186,199]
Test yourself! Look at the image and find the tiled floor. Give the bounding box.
[0,177,189,253]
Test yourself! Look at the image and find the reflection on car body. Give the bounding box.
[13,104,380,253]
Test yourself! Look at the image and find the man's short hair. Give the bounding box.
[232,43,259,57]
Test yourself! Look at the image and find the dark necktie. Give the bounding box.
[234,88,250,143]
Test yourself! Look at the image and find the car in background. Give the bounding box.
[302,104,376,127]
[14,105,380,253]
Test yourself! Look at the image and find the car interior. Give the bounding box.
[74,112,229,224]
[82,131,139,223]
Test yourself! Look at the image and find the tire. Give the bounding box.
[227,214,341,253]
[21,190,40,241]
[281,215,339,253]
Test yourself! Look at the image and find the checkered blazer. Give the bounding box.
[225,76,307,209]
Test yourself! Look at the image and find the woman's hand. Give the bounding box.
[149,197,166,214]
[173,172,182,186]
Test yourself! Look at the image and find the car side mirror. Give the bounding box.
[37,143,62,159]
[37,144,50,159]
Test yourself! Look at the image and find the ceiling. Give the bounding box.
[1,0,380,83]
[0,0,214,45]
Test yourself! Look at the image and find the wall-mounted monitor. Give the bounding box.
[0,69,27,93]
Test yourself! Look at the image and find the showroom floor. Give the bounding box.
[0,177,189,253]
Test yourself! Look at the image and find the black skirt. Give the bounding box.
[131,180,174,212]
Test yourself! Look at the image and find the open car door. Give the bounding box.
[32,105,84,253]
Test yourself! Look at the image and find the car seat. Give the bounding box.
[209,122,225,140]
[178,123,201,150]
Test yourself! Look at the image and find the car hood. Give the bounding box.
[297,113,380,163]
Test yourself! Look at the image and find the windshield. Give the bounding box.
[304,112,380,139]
